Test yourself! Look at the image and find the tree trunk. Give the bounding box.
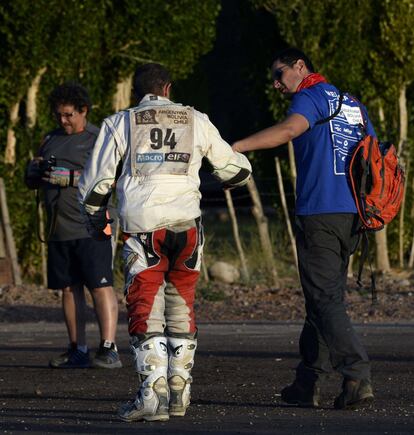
[288,141,297,198]
[398,84,408,268]
[348,254,354,278]
[0,178,21,285]
[275,157,298,271]
[5,100,21,165]
[409,234,414,269]
[112,75,133,112]
[224,189,249,281]
[378,103,385,134]
[246,175,279,287]
[26,67,47,129]
[399,157,410,268]
[201,256,209,282]
[111,219,120,268]
[375,228,390,272]
[397,84,407,155]
[408,172,414,268]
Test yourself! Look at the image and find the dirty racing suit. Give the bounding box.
[79,94,251,420]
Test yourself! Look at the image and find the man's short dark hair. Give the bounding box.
[133,63,171,101]
[49,82,91,114]
[274,48,315,73]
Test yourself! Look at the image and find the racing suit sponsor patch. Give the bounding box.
[136,153,164,163]
[130,105,194,177]
[165,152,190,163]
[135,109,158,125]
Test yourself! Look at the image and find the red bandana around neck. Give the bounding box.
[296,73,327,92]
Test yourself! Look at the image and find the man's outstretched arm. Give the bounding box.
[232,113,309,153]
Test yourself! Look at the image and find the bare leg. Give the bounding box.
[90,286,118,342]
[62,284,87,346]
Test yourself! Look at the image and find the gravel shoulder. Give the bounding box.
[1,270,413,324]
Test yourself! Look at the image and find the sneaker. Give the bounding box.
[49,343,77,368]
[334,379,374,409]
[118,377,170,422]
[281,380,320,407]
[55,348,91,369]
[92,340,122,369]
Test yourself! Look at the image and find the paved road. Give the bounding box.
[1,321,413,434]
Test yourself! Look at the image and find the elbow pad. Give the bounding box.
[84,191,111,207]
[82,190,112,215]
[221,168,251,188]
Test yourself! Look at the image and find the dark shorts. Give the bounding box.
[47,238,113,290]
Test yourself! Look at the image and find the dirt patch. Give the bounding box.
[1,270,413,323]
[195,271,414,323]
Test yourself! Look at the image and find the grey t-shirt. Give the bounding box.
[38,122,99,241]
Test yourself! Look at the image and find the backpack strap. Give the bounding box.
[355,135,379,305]
[315,91,344,125]
[359,135,374,215]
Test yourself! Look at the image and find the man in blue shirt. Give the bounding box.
[232,48,374,410]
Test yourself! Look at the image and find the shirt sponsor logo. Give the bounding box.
[135,109,158,125]
[136,153,164,163]
[340,104,363,125]
[328,95,362,175]
[158,109,189,124]
[165,152,190,163]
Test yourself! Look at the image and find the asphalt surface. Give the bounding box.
[1,321,413,434]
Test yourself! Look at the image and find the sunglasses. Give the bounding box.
[272,60,298,81]
[55,111,77,120]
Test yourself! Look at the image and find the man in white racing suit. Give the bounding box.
[78,63,251,422]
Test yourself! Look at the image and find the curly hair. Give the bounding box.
[48,82,92,114]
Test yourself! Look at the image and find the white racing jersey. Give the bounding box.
[78,94,251,233]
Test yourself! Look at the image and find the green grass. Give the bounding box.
[201,211,298,286]
[197,282,227,301]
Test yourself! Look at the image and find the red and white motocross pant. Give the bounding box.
[123,219,203,337]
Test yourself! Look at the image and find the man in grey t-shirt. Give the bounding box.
[25,82,122,369]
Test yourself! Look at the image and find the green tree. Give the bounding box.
[0,0,220,282]
[376,0,414,267]
[252,0,412,270]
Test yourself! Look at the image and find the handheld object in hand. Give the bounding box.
[38,155,57,173]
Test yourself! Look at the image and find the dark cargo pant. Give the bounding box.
[295,213,371,384]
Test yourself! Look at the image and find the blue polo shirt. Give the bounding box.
[288,83,376,215]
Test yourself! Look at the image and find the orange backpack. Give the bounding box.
[348,134,405,304]
[349,135,405,231]
[318,92,405,303]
